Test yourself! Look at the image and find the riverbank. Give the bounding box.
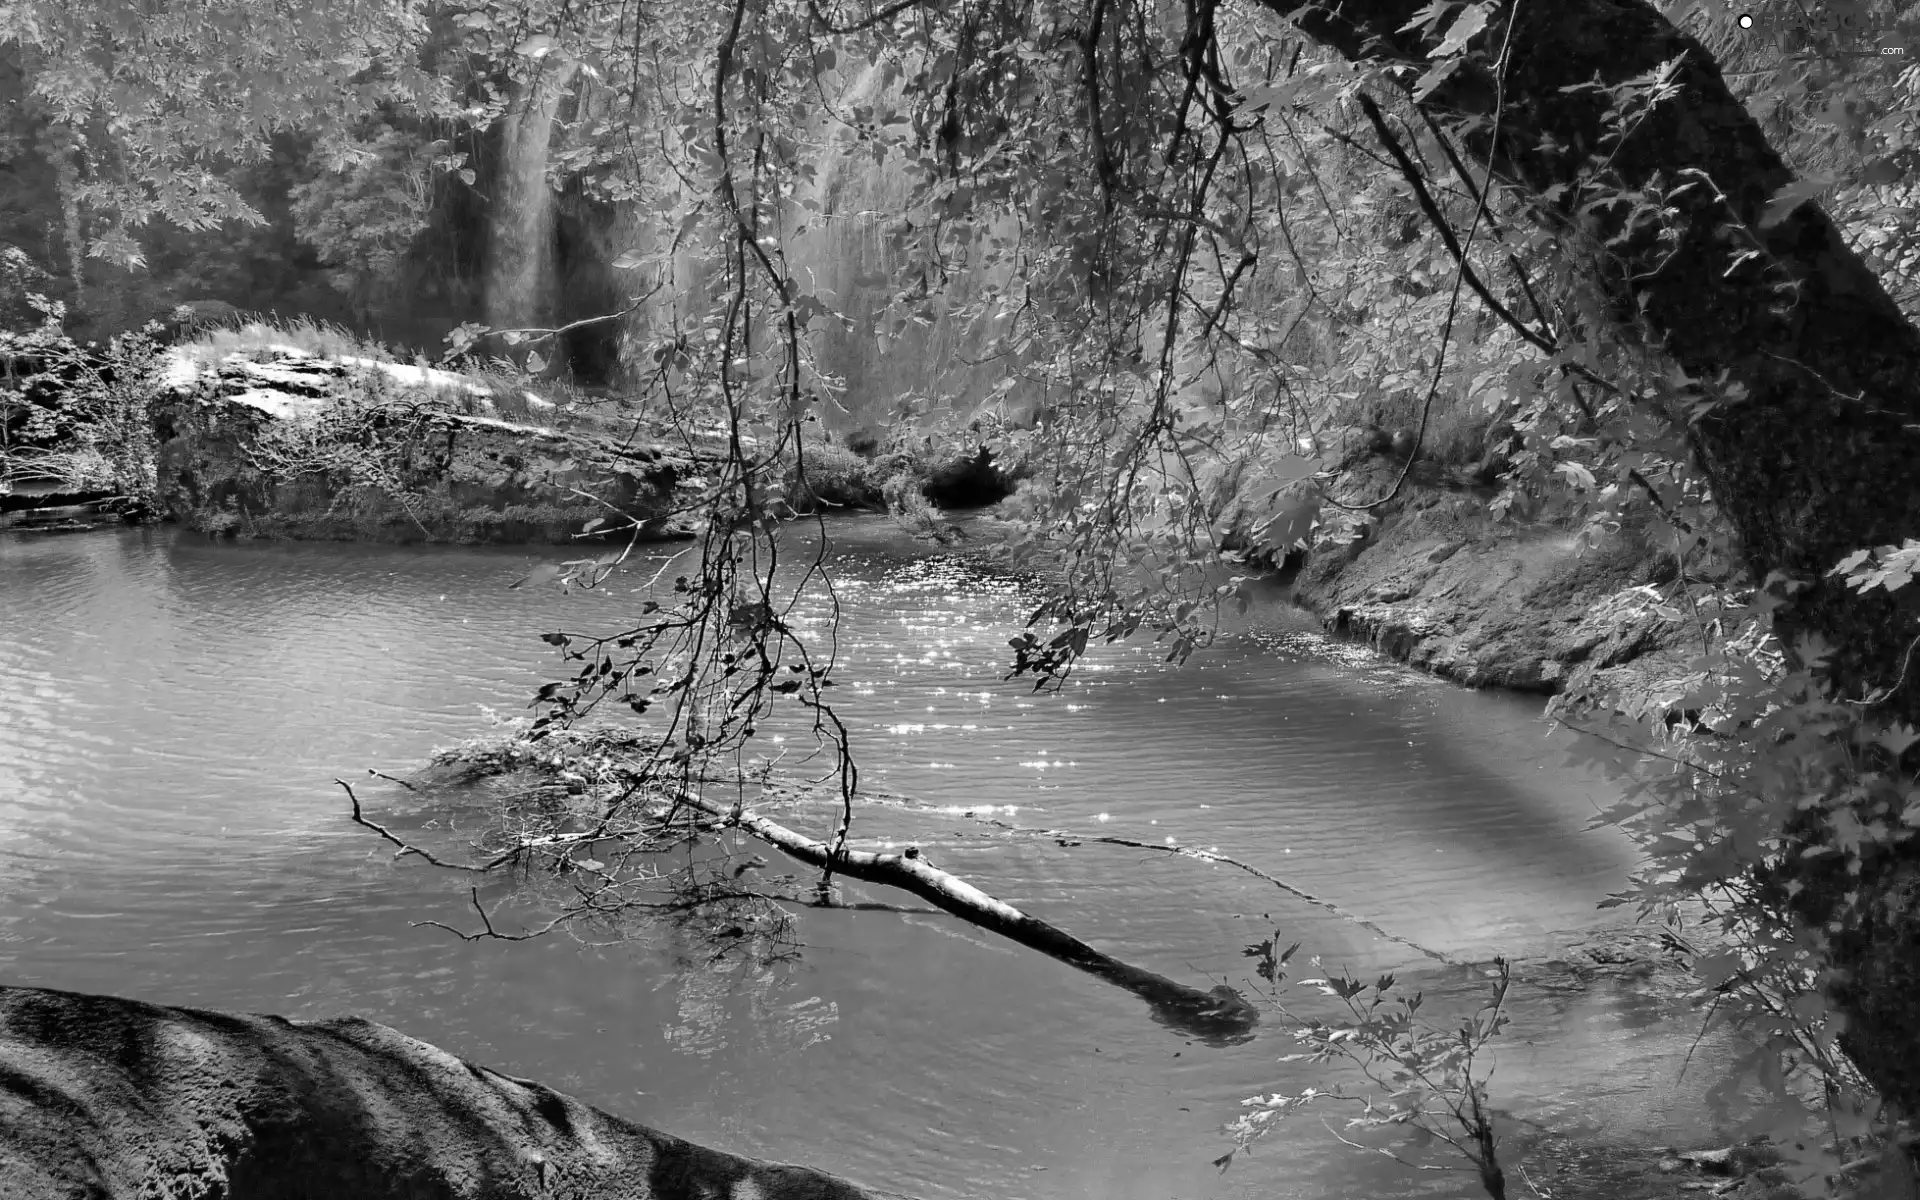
[1285,482,1699,712]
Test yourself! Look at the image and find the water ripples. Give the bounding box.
[0,520,1704,1199]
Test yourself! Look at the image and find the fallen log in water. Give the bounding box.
[677,792,1260,1045]
[348,757,1258,1043]
[0,983,912,1200]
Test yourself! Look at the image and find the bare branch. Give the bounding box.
[338,778,487,872]
[671,789,1260,1042]
[415,887,570,941]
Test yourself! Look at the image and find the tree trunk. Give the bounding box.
[678,793,1260,1044]
[1262,0,1920,1113]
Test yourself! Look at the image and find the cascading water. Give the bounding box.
[595,62,1034,438]
[484,59,580,367]
[785,64,1028,439]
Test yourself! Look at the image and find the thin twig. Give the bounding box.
[929,805,1455,963]
[1320,1117,1457,1171]
[338,778,486,872]
[1358,95,1552,356]
[416,887,570,941]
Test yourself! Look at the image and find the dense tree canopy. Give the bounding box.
[8,0,1920,1177]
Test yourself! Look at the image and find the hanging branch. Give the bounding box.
[1357,94,1552,356]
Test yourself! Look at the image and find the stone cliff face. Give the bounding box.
[152,346,707,545]
[1206,426,1701,703]
[1290,491,1694,698]
[0,984,908,1200]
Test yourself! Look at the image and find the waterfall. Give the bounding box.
[588,61,1042,434]
[484,60,579,366]
[778,64,1031,439]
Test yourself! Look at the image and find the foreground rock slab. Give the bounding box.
[0,985,909,1200]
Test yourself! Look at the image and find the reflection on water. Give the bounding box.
[0,518,1725,1199]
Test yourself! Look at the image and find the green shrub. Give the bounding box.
[881,469,959,540]
[1,299,162,506]
[172,314,395,368]
[788,438,883,510]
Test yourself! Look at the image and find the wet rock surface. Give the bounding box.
[0,983,908,1200]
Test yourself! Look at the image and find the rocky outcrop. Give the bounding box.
[1293,503,1689,694]
[0,486,127,533]
[1289,486,1695,696]
[1227,418,1703,700]
[0,983,909,1200]
[152,345,709,544]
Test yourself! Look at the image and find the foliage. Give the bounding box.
[1538,531,1920,1188]
[171,315,402,368]
[0,244,54,329]
[14,0,1920,1189]
[1546,617,1905,1190]
[242,386,418,518]
[879,470,957,541]
[780,433,887,511]
[287,123,456,312]
[213,328,545,530]
[0,296,162,505]
[1219,945,1513,1200]
[0,0,447,264]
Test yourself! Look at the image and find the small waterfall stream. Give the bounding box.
[546,62,1039,433]
[783,64,1031,437]
[485,59,581,362]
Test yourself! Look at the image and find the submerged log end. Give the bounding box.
[1143,982,1262,1046]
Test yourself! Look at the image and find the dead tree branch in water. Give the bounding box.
[342,770,1258,1043]
[670,789,1260,1044]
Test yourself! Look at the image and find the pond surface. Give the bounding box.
[0,519,1728,1198]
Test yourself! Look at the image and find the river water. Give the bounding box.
[0,518,1729,1198]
